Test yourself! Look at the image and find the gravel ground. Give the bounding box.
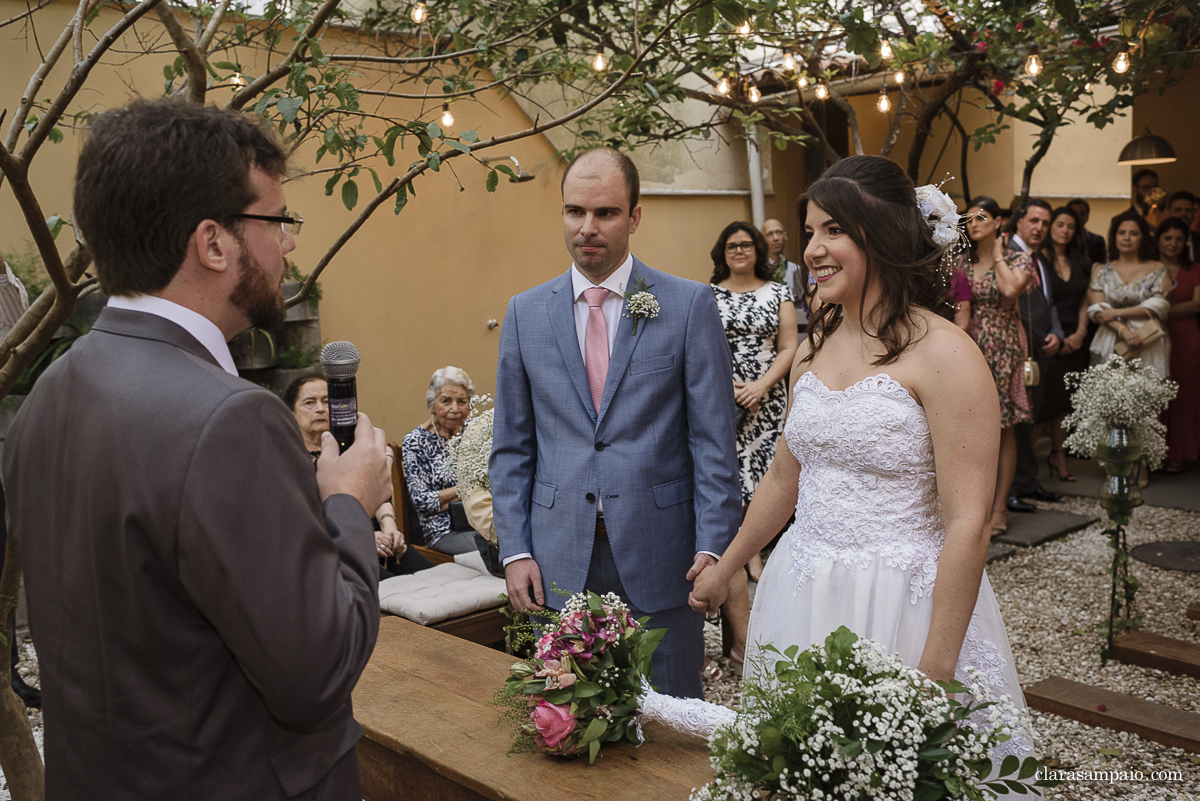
[701,495,1200,800]
[4,498,1197,799]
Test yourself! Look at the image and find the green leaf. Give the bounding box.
[486,170,499,192]
[46,215,64,240]
[426,121,443,140]
[572,681,602,698]
[276,96,302,123]
[446,140,471,154]
[341,179,358,210]
[840,740,864,758]
[460,129,479,143]
[1018,757,1039,780]
[324,172,342,196]
[48,127,62,144]
[588,738,601,764]
[579,715,608,745]
[212,61,240,71]
[367,168,383,194]
[999,755,1020,776]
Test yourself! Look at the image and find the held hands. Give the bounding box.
[505,557,545,613]
[1041,333,1061,358]
[687,559,729,614]
[316,413,392,516]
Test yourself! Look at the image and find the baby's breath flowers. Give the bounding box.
[446,393,493,492]
[690,628,1054,801]
[620,277,659,335]
[1062,355,1177,470]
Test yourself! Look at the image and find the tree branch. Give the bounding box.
[829,90,863,156]
[4,13,76,153]
[0,146,70,298]
[156,2,208,105]
[226,0,340,111]
[20,0,166,161]
[0,0,53,30]
[879,89,907,158]
[195,0,230,53]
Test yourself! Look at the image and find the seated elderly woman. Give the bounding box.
[285,372,431,578]
[402,366,491,557]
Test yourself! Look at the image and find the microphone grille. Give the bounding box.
[320,341,360,378]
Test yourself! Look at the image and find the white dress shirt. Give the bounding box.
[570,254,633,362]
[107,295,239,376]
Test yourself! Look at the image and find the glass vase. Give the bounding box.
[1096,425,1142,523]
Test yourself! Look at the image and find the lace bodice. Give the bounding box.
[785,372,944,603]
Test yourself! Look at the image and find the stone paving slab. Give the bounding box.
[986,543,1015,563]
[1041,453,1200,512]
[995,508,1098,547]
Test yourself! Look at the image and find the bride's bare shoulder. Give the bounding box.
[909,310,990,380]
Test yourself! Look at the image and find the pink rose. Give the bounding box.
[532,700,576,748]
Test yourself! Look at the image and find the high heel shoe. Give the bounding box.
[729,646,745,678]
[1048,449,1076,482]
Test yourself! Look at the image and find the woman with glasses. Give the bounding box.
[706,221,799,676]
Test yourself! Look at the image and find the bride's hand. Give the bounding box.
[688,564,730,613]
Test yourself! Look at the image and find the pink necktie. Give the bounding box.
[583,287,610,413]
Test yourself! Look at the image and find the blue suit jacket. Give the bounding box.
[490,259,741,613]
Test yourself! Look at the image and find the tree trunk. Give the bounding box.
[0,538,44,801]
[1017,127,1057,214]
[905,73,969,183]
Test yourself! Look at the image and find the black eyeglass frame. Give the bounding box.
[231,212,303,235]
[724,241,756,253]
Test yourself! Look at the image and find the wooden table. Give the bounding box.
[354,616,716,800]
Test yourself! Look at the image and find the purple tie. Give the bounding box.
[583,287,610,413]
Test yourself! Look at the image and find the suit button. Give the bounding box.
[586,492,596,503]
[594,442,605,451]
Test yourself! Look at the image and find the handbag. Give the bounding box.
[1114,315,1166,358]
[1022,297,1040,387]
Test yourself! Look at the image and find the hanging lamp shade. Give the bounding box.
[1118,128,1177,165]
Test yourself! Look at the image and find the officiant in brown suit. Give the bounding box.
[3,100,392,800]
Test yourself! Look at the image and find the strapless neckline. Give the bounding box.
[797,370,920,410]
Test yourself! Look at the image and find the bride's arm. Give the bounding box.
[912,322,1000,683]
[688,345,808,612]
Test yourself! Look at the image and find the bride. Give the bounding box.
[689,156,1033,758]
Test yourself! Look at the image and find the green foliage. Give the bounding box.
[2,241,51,302]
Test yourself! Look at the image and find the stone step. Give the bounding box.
[1024,676,1200,754]
[994,509,1098,548]
[1112,631,1200,680]
[1187,603,1200,622]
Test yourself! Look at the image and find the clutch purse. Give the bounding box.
[1022,358,1040,387]
[1114,315,1166,358]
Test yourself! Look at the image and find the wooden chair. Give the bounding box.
[386,442,508,648]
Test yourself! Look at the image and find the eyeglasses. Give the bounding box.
[725,242,755,254]
[232,212,303,235]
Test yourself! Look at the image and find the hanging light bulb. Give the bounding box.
[410,2,426,23]
[735,21,750,36]
[894,69,905,85]
[1084,81,1092,92]
[1024,53,1042,77]
[877,88,890,112]
[782,52,796,72]
[815,83,829,100]
[717,77,730,95]
[592,52,606,71]
[880,39,893,61]
[797,74,809,89]
[748,85,761,103]
[1113,50,1131,74]
[440,103,454,128]
[231,72,247,88]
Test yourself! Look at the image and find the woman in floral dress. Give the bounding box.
[707,220,798,674]
[964,197,1033,537]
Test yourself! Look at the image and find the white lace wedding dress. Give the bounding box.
[746,371,1035,761]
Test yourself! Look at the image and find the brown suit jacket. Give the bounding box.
[4,308,380,800]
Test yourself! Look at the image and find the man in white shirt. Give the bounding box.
[762,218,809,331]
[3,99,391,800]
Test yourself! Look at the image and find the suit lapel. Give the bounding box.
[598,261,652,422]
[547,271,597,421]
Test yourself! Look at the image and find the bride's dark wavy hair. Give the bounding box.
[799,156,953,366]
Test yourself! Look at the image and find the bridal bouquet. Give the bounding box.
[494,591,664,764]
[446,393,493,493]
[1062,355,1177,470]
[691,628,1053,801]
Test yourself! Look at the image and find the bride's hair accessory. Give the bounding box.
[915,181,962,247]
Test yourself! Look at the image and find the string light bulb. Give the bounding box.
[815,83,829,100]
[877,88,890,112]
[748,85,761,103]
[1084,81,1092,92]
[717,77,730,96]
[1024,53,1042,77]
[735,21,750,36]
[782,52,796,72]
[592,52,606,71]
[231,73,247,88]
[797,75,809,89]
[1113,50,1131,74]
[880,39,893,60]
[894,69,905,85]
[410,2,426,23]
[440,103,454,128]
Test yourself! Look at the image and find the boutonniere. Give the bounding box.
[620,277,659,335]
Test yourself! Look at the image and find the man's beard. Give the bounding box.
[230,246,286,330]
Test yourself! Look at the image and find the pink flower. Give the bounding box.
[993,80,1006,94]
[558,672,576,688]
[976,41,988,52]
[532,700,576,748]
[1015,22,1023,31]
[535,659,564,678]
[1073,38,1086,47]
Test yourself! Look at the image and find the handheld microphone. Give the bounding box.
[320,341,360,453]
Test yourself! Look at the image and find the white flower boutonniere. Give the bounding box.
[620,277,659,335]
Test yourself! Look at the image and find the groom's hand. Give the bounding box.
[685,553,717,581]
[505,558,545,613]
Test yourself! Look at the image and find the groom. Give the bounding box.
[490,148,741,698]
